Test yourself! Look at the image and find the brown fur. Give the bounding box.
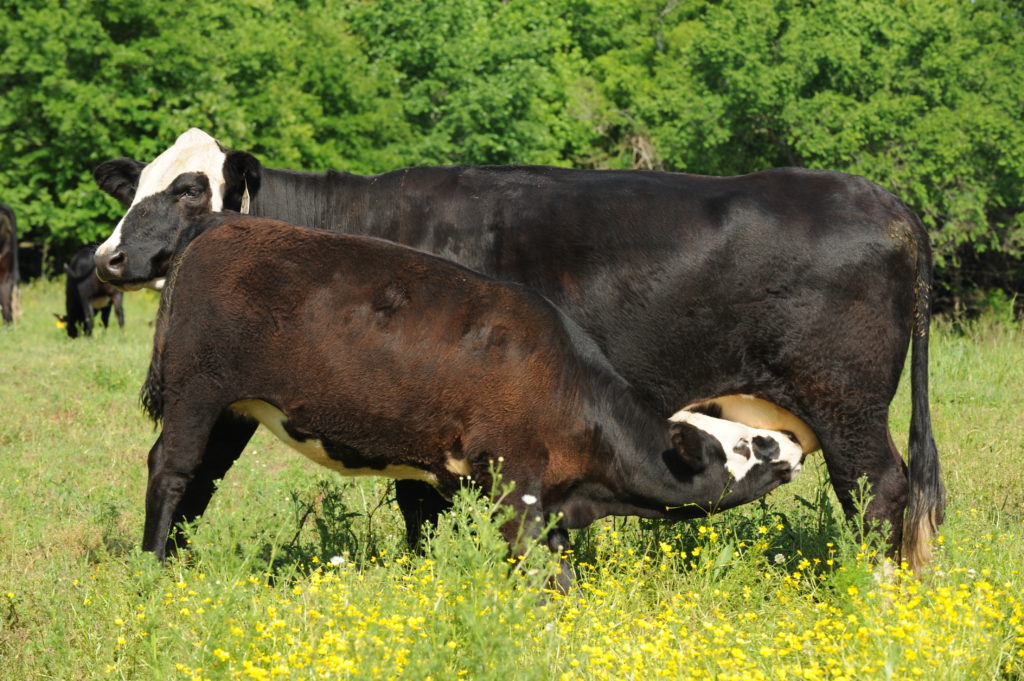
[140,211,797,587]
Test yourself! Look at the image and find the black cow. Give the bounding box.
[0,203,19,324]
[93,128,943,572]
[140,198,803,587]
[56,245,125,338]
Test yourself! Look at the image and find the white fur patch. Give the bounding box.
[444,453,471,477]
[97,128,227,257]
[669,410,803,481]
[231,399,438,484]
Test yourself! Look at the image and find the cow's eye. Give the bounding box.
[181,186,201,199]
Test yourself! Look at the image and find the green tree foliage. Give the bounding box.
[0,0,1021,307]
[346,0,594,166]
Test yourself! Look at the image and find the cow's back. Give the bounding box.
[335,166,923,415]
[161,217,584,451]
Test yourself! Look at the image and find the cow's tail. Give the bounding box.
[902,210,945,575]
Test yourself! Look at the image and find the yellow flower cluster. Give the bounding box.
[102,519,1022,681]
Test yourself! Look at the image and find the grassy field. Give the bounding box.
[1,279,1022,681]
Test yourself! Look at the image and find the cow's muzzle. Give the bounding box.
[94,249,126,284]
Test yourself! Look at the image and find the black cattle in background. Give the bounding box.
[56,245,124,338]
[0,203,19,324]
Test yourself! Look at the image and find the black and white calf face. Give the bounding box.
[670,410,804,485]
[93,173,214,290]
[94,128,259,289]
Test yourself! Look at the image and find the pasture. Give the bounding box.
[0,279,1022,680]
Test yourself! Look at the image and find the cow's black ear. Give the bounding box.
[94,158,147,207]
[223,150,262,212]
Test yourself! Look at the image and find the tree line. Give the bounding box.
[1,0,1021,314]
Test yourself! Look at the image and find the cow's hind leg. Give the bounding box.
[396,479,452,551]
[818,417,908,562]
[143,409,257,562]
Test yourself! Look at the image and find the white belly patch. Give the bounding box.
[230,399,439,484]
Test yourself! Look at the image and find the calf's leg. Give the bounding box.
[167,412,258,555]
[143,407,255,562]
[396,479,452,551]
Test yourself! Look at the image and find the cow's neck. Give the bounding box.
[249,167,377,234]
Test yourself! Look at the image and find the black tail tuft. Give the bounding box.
[902,210,945,574]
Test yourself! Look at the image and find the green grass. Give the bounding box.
[1,279,1022,680]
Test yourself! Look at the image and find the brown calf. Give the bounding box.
[141,197,802,586]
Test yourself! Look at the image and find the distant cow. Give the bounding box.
[140,189,802,586]
[94,128,944,572]
[56,245,124,338]
[0,203,19,324]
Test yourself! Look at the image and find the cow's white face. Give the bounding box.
[670,410,804,481]
[96,128,228,276]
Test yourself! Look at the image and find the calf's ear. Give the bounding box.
[669,421,715,473]
[750,435,781,462]
[94,158,147,207]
